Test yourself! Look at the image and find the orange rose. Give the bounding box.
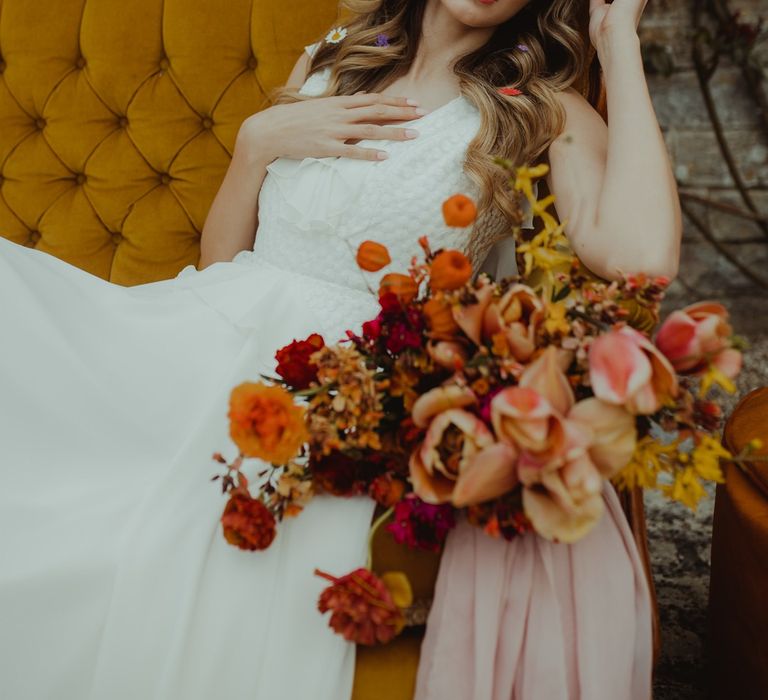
[379,273,418,304]
[356,240,391,272]
[228,382,308,463]
[442,193,478,228]
[430,250,473,291]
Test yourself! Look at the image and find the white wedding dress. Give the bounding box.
[0,44,529,700]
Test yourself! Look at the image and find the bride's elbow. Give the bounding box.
[576,237,680,282]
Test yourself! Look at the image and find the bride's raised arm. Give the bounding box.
[547,0,682,281]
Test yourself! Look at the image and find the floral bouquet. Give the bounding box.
[211,162,749,646]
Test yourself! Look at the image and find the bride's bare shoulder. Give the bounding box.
[550,87,608,153]
[285,50,314,90]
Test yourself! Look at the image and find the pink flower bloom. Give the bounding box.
[490,386,567,457]
[452,279,494,345]
[589,326,678,415]
[411,384,477,429]
[409,409,495,504]
[482,284,544,361]
[519,346,575,415]
[655,301,742,379]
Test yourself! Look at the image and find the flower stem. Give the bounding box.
[366,506,395,571]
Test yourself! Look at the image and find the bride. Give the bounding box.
[0,0,680,698]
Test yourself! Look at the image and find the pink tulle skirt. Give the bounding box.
[414,484,652,700]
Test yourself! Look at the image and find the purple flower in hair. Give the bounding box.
[375,33,390,47]
[517,43,530,52]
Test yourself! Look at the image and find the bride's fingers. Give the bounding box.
[347,104,425,123]
[338,92,419,109]
[589,0,606,12]
[342,124,419,142]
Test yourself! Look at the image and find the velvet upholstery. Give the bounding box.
[0,0,338,284]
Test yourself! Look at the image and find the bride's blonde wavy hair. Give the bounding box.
[272,0,596,230]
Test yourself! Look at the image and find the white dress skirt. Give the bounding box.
[0,51,506,699]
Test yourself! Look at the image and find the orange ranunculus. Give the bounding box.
[423,296,460,336]
[228,382,308,463]
[482,284,544,362]
[589,326,678,415]
[221,493,277,551]
[429,250,473,291]
[655,302,741,379]
[409,408,496,504]
[379,273,418,304]
[356,240,391,272]
[442,193,478,228]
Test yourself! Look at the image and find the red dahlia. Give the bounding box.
[275,333,325,389]
[221,493,277,551]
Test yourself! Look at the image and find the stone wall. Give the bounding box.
[637,5,765,697]
[640,0,767,340]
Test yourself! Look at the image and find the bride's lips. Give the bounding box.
[476,0,496,4]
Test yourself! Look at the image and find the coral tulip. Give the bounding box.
[491,386,567,458]
[655,301,741,379]
[411,383,477,428]
[569,398,637,476]
[410,409,495,504]
[589,326,678,415]
[519,346,575,415]
[452,279,494,345]
[482,284,544,361]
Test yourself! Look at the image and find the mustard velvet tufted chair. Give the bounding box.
[0,1,426,697]
[0,0,339,284]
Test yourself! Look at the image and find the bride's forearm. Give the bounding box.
[563,30,682,281]
[198,130,274,270]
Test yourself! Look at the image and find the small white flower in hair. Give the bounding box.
[325,27,348,44]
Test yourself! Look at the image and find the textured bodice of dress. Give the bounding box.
[229,54,528,341]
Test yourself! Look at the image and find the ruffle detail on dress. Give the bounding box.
[264,156,372,237]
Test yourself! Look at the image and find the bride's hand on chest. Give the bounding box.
[238,94,426,163]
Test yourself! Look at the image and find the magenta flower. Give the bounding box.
[387,496,456,552]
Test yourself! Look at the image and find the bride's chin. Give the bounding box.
[437,0,529,30]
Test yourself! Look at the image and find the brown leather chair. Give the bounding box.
[709,387,768,699]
